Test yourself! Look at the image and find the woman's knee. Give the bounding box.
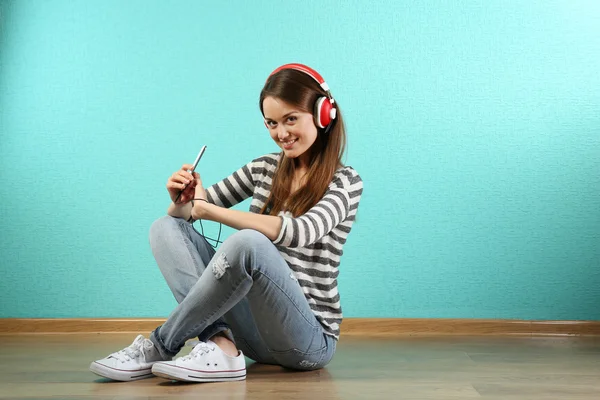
[225,229,274,262]
[224,229,271,251]
[213,230,273,277]
[149,215,186,248]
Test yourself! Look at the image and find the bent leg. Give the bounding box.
[148,216,232,344]
[217,231,337,369]
[149,216,216,302]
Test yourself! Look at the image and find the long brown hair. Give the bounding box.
[259,68,347,217]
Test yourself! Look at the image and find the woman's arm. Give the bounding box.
[191,170,282,241]
[192,201,282,241]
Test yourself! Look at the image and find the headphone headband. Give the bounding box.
[268,63,331,94]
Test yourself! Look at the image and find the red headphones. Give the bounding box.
[266,63,337,129]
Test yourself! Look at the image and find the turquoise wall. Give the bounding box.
[1,0,599,320]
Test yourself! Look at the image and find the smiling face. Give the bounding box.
[262,96,318,167]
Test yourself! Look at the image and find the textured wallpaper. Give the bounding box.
[1,0,599,320]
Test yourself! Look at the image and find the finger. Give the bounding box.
[168,176,188,187]
[182,181,196,194]
[192,172,203,185]
[167,181,181,190]
[183,183,197,199]
[181,164,194,171]
[177,169,195,181]
[169,173,186,184]
[180,164,196,179]
[186,180,198,190]
[168,181,188,191]
[173,171,193,184]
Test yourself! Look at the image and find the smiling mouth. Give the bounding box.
[281,139,297,148]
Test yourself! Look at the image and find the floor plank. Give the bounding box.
[0,334,598,399]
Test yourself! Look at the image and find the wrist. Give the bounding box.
[167,200,192,220]
[191,198,211,220]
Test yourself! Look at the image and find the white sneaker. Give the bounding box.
[152,340,246,382]
[89,335,166,381]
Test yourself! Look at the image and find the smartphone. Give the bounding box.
[189,145,207,173]
[175,146,207,203]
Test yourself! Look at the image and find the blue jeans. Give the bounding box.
[147,216,336,371]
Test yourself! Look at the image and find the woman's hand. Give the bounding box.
[167,164,197,204]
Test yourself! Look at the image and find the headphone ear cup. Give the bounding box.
[315,97,333,129]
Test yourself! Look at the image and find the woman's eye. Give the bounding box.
[267,121,277,127]
[287,116,297,123]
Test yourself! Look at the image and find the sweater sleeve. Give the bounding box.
[273,170,363,248]
[205,160,256,208]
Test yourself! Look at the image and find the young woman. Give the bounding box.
[90,63,363,383]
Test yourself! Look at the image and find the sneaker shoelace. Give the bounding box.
[110,335,146,363]
[181,342,216,361]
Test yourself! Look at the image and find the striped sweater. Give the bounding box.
[205,152,363,339]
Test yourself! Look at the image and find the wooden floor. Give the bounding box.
[0,333,599,399]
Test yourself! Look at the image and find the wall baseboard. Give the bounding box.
[1,318,599,336]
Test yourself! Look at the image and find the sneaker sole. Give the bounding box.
[152,363,246,382]
[89,361,154,382]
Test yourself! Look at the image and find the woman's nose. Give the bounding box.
[277,125,289,139]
